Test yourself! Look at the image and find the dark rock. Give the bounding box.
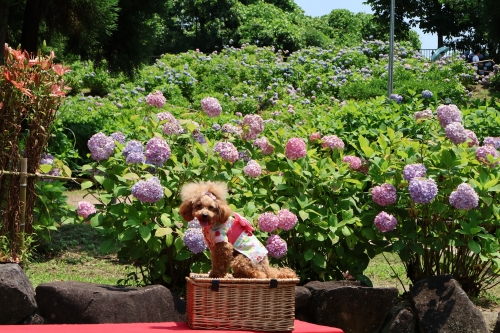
[295,286,311,309]
[411,275,488,333]
[305,280,398,333]
[494,312,500,333]
[18,310,45,324]
[295,286,312,322]
[381,308,416,333]
[35,281,186,324]
[0,263,37,324]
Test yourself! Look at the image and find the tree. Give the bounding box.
[364,0,472,48]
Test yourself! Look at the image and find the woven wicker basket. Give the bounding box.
[186,273,299,331]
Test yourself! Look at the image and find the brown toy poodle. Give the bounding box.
[179,181,297,279]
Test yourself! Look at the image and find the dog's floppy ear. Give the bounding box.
[216,201,233,224]
[179,200,194,222]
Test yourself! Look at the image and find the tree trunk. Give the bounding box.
[0,4,9,65]
[437,32,444,48]
[20,0,41,55]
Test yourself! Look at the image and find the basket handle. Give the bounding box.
[211,279,220,291]
[270,279,278,288]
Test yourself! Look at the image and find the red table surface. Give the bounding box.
[1,320,343,333]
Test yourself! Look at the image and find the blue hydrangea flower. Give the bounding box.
[131,177,164,203]
[421,90,433,99]
[183,228,207,254]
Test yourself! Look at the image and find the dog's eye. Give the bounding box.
[208,206,216,211]
[195,204,203,209]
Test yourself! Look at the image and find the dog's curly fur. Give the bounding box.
[179,181,297,279]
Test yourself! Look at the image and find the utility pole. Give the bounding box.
[388,0,395,97]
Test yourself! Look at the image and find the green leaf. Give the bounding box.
[161,214,172,227]
[488,184,500,192]
[468,240,481,254]
[119,228,137,241]
[100,238,115,254]
[303,249,314,261]
[299,210,309,221]
[355,274,373,287]
[409,243,425,256]
[122,173,140,181]
[165,234,174,247]
[90,213,103,227]
[139,225,151,242]
[40,164,52,173]
[155,227,173,237]
[175,249,191,260]
[81,181,94,190]
[174,237,184,251]
[313,253,326,268]
[346,234,358,249]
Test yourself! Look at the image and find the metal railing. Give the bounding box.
[417,49,456,60]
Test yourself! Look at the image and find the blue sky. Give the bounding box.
[294,0,437,49]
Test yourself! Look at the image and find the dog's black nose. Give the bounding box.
[202,213,208,218]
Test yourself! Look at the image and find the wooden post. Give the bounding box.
[19,158,27,250]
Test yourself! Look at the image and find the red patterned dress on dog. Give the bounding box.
[202,212,268,264]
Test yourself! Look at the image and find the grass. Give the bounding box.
[469,84,500,101]
[25,223,135,288]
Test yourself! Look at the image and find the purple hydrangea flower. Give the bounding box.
[157,112,176,122]
[40,152,55,165]
[483,137,500,149]
[258,212,279,232]
[321,135,345,150]
[436,104,462,128]
[464,130,479,147]
[131,177,164,203]
[414,109,433,120]
[201,97,222,117]
[403,164,427,181]
[188,218,202,228]
[183,228,207,254]
[285,138,306,160]
[126,152,144,164]
[449,183,479,210]
[409,178,438,204]
[266,234,287,258]
[212,123,221,131]
[390,94,403,104]
[146,90,166,108]
[123,140,143,158]
[475,145,499,166]
[242,114,264,141]
[243,160,262,178]
[342,155,362,170]
[162,121,184,135]
[372,184,397,206]
[88,132,115,161]
[145,137,171,166]
[445,122,467,145]
[221,123,242,136]
[78,201,96,219]
[277,209,298,231]
[110,132,126,144]
[374,211,397,232]
[214,142,239,163]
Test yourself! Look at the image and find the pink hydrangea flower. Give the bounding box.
[145,137,171,166]
[483,137,500,149]
[254,137,274,155]
[414,109,433,120]
[464,130,479,147]
[78,201,96,219]
[342,156,362,170]
[374,211,397,232]
[321,135,345,150]
[266,235,287,258]
[243,160,262,178]
[277,209,298,230]
[146,90,166,108]
[258,212,279,232]
[242,114,264,141]
[372,184,397,206]
[214,142,239,163]
[285,138,306,160]
[201,97,222,117]
[309,132,321,142]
